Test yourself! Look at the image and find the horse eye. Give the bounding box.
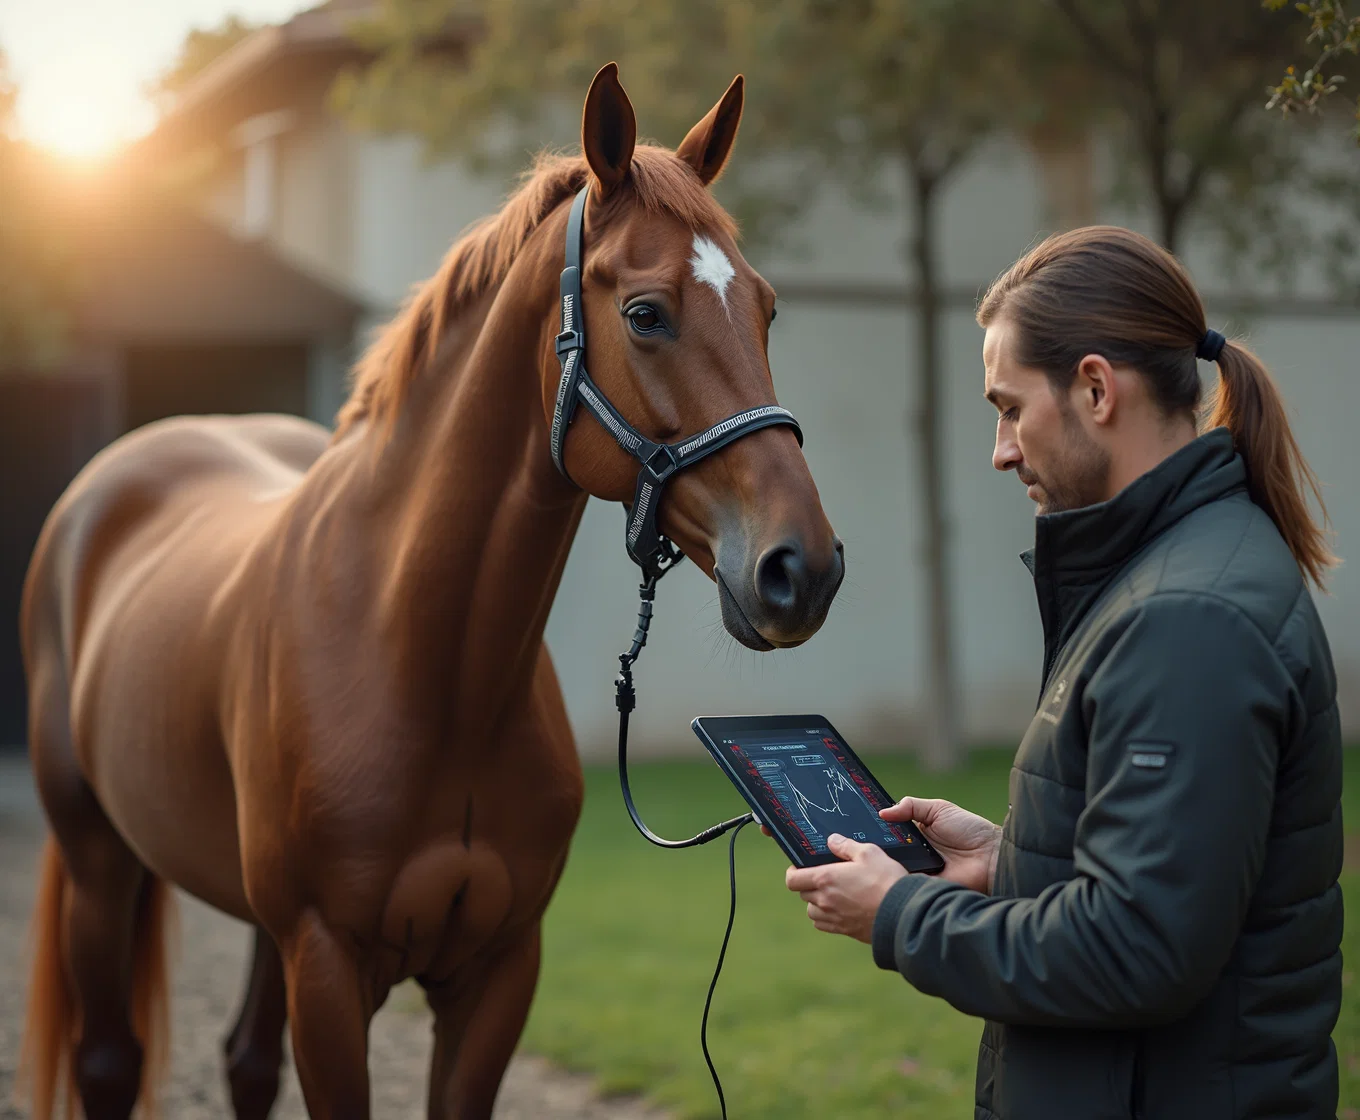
[627,305,663,334]
[770,306,778,324]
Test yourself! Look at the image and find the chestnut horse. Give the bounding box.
[19,64,843,1119]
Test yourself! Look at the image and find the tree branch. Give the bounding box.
[1052,0,1139,83]
[1177,71,1284,217]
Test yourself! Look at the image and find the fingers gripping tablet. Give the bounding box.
[691,714,945,872]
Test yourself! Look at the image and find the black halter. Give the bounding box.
[550,185,802,582]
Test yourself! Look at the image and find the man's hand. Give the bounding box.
[784,834,908,943]
[879,797,1000,894]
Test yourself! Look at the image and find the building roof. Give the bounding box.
[51,162,362,343]
[138,1,375,157]
[139,0,467,158]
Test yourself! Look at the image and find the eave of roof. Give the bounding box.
[134,2,376,159]
[26,155,366,343]
[173,1,377,119]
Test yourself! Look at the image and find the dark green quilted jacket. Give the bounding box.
[872,429,1342,1119]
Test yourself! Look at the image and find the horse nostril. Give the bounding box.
[754,543,805,614]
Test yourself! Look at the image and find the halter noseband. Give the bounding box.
[550,185,802,582]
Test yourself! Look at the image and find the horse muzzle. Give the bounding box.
[716,536,845,650]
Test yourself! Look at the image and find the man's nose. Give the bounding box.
[993,427,1020,472]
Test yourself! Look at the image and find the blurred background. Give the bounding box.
[0,0,1357,769]
[0,2,1357,1116]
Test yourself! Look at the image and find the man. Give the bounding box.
[786,227,1342,1119]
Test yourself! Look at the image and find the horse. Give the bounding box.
[18,63,845,1120]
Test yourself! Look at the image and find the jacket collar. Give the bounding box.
[1021,427,1246,688]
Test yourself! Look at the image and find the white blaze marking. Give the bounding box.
[689,234,735,312]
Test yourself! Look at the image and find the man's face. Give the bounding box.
[983,317,1111,516]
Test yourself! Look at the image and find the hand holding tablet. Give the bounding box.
[690,714,946,873]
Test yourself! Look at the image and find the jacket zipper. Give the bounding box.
[1130,1036,1144,1120]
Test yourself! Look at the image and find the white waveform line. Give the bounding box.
[787,767,861,835]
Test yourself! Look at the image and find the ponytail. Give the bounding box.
[1205,342,1336,589]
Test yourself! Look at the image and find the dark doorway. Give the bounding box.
[0,376,107,747]
[122,343,308,433]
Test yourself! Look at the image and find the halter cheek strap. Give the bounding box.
[550,185,802,582]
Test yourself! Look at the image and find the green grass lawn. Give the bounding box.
[518,746,1360,1119]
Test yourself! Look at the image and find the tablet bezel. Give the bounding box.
[691,714,945,872]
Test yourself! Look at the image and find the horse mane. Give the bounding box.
[334,145,738,438]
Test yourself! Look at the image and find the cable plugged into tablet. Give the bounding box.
[613,575,756,1119]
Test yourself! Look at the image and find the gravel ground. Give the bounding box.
[0,755,666,1120]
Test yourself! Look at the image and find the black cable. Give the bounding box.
[616,578,752,850]
[617,704,754,848]
[612,574,756,1117]
[701,815,750,1120]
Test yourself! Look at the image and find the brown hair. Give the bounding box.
[336,145,736,438]
[977,226,1336,588]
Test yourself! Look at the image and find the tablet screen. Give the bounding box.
[714,724,914,860]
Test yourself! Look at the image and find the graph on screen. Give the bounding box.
[749,750,892,846]
[720,729,915,857]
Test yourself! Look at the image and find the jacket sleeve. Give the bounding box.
[871,593,1295,1028]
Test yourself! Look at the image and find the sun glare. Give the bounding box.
[15,48,154,163]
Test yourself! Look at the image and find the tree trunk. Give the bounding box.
[907,164,961,771]
[1156,191,1184,254]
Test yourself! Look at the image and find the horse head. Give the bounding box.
[546,64,845,650]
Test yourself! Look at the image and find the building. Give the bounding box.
[0,153,359,745]
[37,0,1359,758]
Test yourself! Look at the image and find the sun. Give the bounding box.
[15,48,154,163]
[20,100,137,162]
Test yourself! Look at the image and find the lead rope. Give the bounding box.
[616,577,753,849]
[614,575,754,1119]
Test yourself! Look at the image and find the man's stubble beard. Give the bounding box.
[1033,406,1112,516]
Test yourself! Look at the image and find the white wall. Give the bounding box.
[351,133,510,309]
[272,109,355,291]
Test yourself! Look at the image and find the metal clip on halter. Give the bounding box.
[548,184,801,848]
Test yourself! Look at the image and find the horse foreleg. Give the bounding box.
[279,911,372,1120]
[423,926,541,1120]
[223,926,288,1120]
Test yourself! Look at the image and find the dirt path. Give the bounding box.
[0,756,665,1120]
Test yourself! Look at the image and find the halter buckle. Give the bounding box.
[555,329,584,356]
[643,443,680,483]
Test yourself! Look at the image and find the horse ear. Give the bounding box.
[582,63,636,197]
[676,75,744,186]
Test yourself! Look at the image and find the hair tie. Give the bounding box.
[1196,328,1227,363]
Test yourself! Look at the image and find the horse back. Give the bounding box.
[24,412,327,663]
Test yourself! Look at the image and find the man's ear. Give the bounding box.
[582,62,636,197]
[1075,353,1117,426]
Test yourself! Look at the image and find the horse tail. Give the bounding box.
[18,838,176,1120]
[130,871,175,1118]
[18,835,74,1120]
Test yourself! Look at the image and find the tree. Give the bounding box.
[149,14,258,109]
[1265,0,1360,141]
[757,1,1025,772]
[1048,1,1308,255]
[336,0,1028,769]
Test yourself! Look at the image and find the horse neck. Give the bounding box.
[355,255,587,721]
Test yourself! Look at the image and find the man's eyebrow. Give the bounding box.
[984,386,1005,406]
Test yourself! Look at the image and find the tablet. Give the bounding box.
[691,714,945,872]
